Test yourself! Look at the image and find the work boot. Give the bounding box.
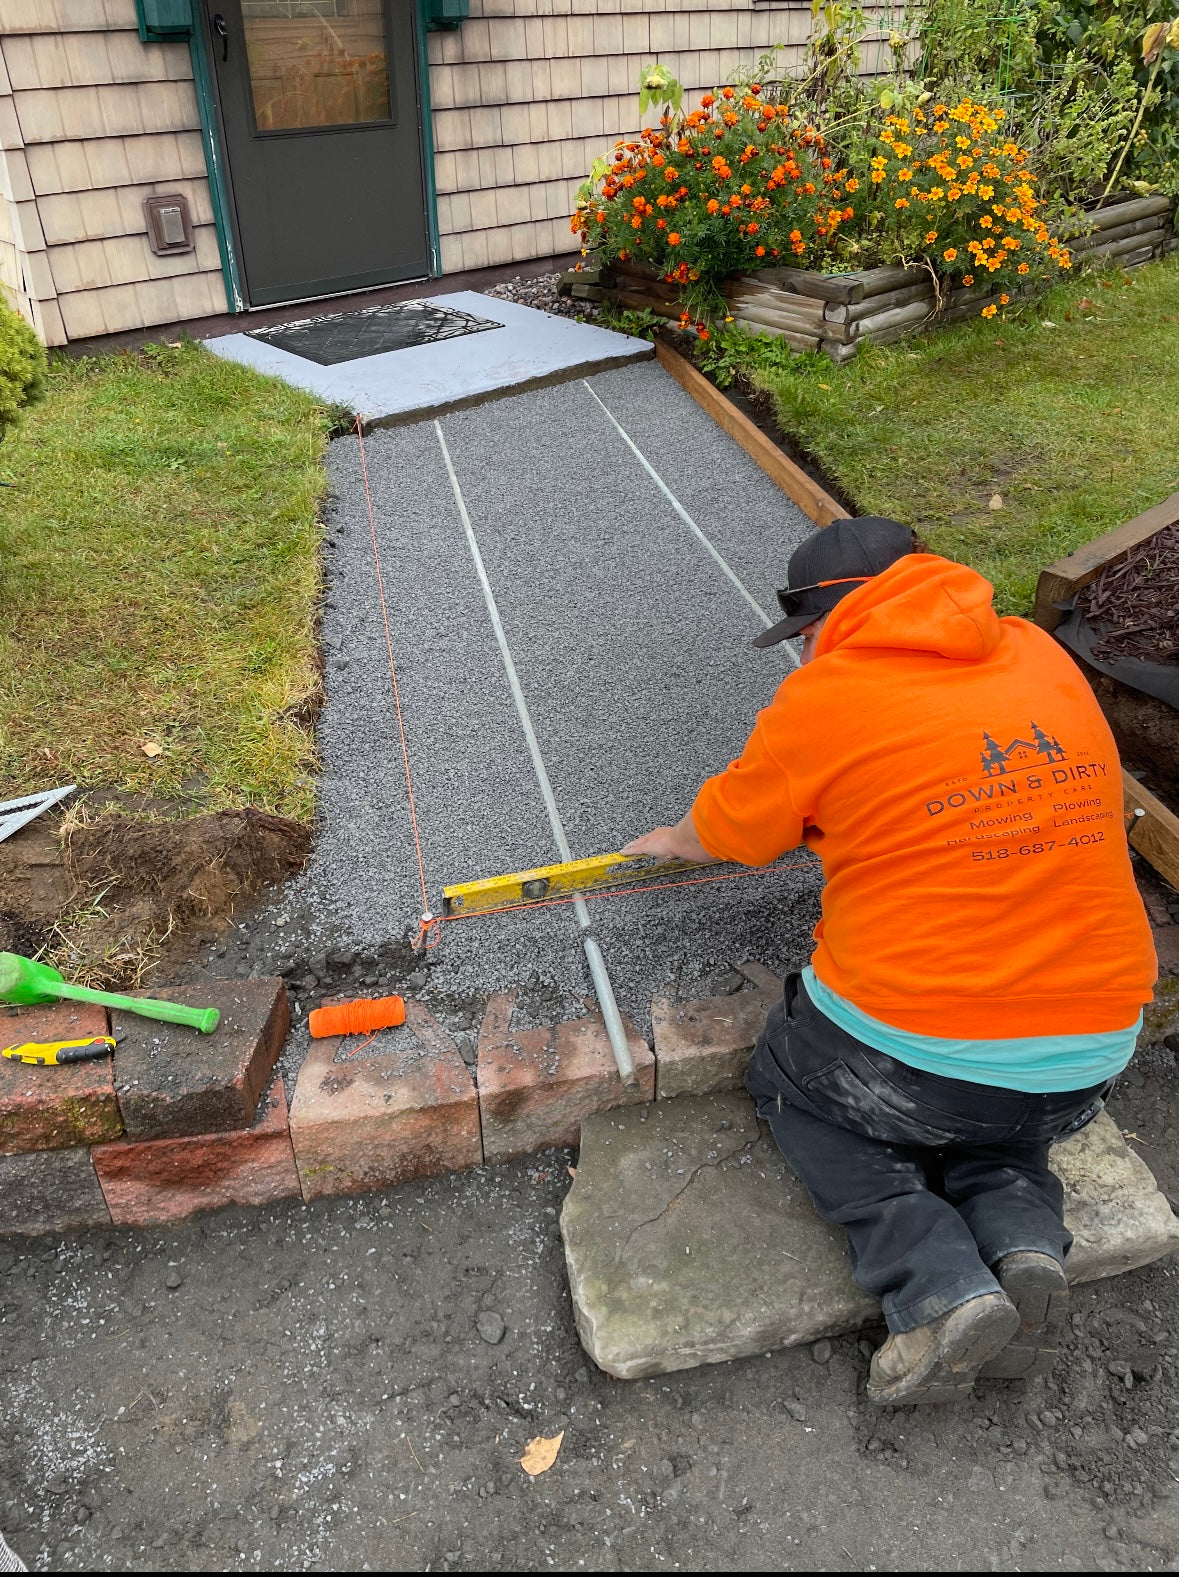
[867,1292,1018,1406]
[978,1250,1070,1379]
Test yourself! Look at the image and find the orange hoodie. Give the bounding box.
[692,554,1155,1038]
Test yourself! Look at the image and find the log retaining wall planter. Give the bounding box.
[606,192,1176,363]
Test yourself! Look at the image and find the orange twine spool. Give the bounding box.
[309,996,406,1039]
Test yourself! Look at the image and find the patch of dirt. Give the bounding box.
[0,802,310,989]
[1072,654,1179,806]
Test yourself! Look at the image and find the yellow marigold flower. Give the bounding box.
[948,186,962,201]
[871,169,885,184]
[981,304,997,318]
[895,197,910,208]
[1018,262,1029,274]
[898,168,913,182]
[957,136,970,148]
[958,155,973,168]
[943,247,958,261]
[999,294,1010,305]
[926,230,938,244]
[979,215,993,228]
[962,273,973,285]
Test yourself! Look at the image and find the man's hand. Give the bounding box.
[620,813,715,865]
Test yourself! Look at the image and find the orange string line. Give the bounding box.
[309,996,407,1039]
[436,858,822,927]
[354,417,434,930]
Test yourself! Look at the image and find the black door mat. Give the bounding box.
[247,301,502,366]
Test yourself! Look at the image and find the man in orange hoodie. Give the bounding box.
[624,516,1155,1405]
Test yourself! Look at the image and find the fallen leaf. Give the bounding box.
[1076,298,1093,310]
[140,741,163,758]
[520,1431,565,1477]
[1040,320,1057,329]
[817,382,831,390]
[989,494,1003,511]
[567,1166,577,1179]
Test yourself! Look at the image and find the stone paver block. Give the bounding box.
[92,1083,300,1228]
[561,1094,1179,1379]
[0,1146,112,1238]
[112,976,289,1141]
[652,963,781,1101]
[289,1001,481,1200]
[0,1001,122,1155]
[477,991,654,1166]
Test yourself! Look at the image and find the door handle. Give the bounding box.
[212,12,228,63]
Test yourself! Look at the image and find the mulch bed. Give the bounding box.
[1079,521,1179,665]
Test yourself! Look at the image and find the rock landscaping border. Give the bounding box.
[604,193,1176,362]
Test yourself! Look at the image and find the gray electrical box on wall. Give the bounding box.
[144,194,195,255]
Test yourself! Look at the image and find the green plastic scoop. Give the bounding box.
[0,952,220,1034]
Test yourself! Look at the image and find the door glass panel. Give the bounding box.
[241,1,392,131]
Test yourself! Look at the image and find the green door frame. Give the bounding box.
[187,0,442,314]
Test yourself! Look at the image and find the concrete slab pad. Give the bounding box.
[201,293,652,425]
[561,1094,1179,1379]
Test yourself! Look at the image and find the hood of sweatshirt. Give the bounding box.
[812,553,1003,663]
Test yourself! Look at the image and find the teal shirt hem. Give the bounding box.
[803,967,1139,1094]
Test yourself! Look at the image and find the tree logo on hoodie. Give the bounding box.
[980,723,1067,777]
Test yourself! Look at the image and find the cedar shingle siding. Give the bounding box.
[0,0,827,343]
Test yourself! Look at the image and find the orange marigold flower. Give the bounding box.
[701,93,715,108]
[962,273,974,285]
[723,111,738,126]
[925,231,938,244]
[722,86,735,99]
[668,231,681,245]
[755,244,766,256]
[845,176,860,192]
[698,329,710,341]
[750,84,762,95]
[999,293,1010,305]
[943,247,958,261]
[747,220,759,234]
[1017,262,1029,274]
[707,198,720,214]
[895,197,909,208]
[652,153,665,167]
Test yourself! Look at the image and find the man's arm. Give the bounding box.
[624,704,806,867]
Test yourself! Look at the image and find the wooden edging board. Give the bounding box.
[1031,493,1179,894]
[1124,776,1179,894]
[652,336,846,527]
[1033,490,1179,634]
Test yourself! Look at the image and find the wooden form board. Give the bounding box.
[1033,491,1179,634]
[1124,775,1179,894]
[652,337,846,528]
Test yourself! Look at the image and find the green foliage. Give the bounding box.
[595,303,662,340]
[637,63,683,120]
[918,0,1179,196]
[690,319,810,388]
[0,299,46,442]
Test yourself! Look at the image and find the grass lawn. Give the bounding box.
[750,255,1179,615]
[0,342,334,822]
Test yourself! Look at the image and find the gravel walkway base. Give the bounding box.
[261,359,822,1052]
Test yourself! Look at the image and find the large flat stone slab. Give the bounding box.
[203,293,651,427]
[561,1094,1179,1379]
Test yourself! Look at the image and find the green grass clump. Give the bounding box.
[751,256,1179,614]
[0,341,335,821]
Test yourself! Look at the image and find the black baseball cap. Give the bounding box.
[752,516,916,647]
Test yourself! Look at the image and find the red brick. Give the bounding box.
[112,976,289,1140]
[0,1001,123,1155]
[0,1146,112,1236]
[288,1000,481,1200]
[652,963,781,1101]
[92,1082,299,1227]
[476,991,653,1165]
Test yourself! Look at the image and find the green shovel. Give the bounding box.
[0,952,220,1034]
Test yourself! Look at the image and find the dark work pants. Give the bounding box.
[745,976,1113,1334]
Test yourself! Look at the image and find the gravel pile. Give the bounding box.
[484,270,598,321]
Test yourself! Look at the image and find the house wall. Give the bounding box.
[0,1,893,343]
[0,0,226,345]
[427,1,819,275]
